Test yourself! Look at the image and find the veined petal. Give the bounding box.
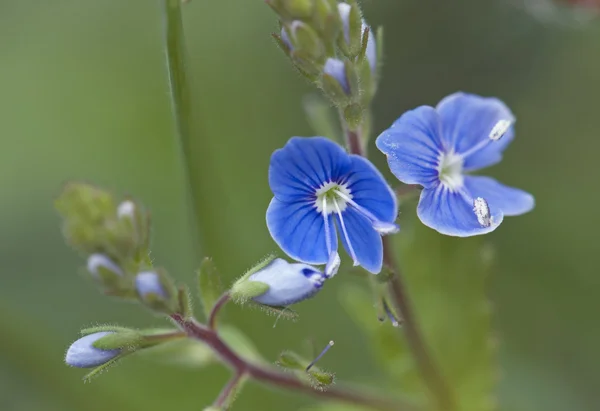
[249,258,325,306]
[436,92,515,171]
[266,198,337,265]
[376,106,444,188]
[337,209,383,274]
[417,184,504,237]
[464,176,534,216]
[269,137,351,201]
[344,155,398,223]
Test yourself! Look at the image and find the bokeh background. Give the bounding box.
[1,1,599,410]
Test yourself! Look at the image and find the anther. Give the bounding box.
[383,299,401,327]
[473,197,492,227]
[489,119,512,141]
[306,341,335,371]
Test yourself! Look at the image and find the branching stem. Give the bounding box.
[171,314,412,411]
[208,292,231,330]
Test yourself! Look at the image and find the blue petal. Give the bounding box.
[65,332,121,368]
[337,208,383,273]
[249,258,324,306]
[436,92,515,171]
[417,184,504,237]
[463,176,534,216]
[266,197,337,265]
[365,24,377,73]
[269,137,352,202]
[375,106,444,188]
[345,155,398,223]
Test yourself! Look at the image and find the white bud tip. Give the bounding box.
[325,252,341,278]
[473,197,492,227]
[87,253,123,277]
[117,200,136,219]
[489,119,512,141]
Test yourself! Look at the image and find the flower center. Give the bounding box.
[315,182,352,214]
[437,151,464,191]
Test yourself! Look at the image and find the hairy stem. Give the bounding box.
[208,292,231,330]
[171,314,412,411]
[214,371,246,408]
[345,124,454,411]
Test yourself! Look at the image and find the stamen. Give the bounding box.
[306,341,335,371]
[333,198,359,266]
[322,196,332,256]
[382,299,401,327]
[325,252,341,278]
[489,119,512,141]
[473,197,492,227]
[460,118,513,160]
[334,190,399,235]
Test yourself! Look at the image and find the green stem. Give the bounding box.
[344,123,455,411]
[162,0,203,262]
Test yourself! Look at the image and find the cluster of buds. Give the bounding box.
[269,0,380,130]
[56,183,179,314]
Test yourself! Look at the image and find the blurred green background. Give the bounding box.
[1,0,598,410]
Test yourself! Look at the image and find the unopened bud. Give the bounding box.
[117,200,135,220]
[473,197,492,227]
[65,332,121,368]
[489,119,512,141]
[135,270,176,313]
[323,58,349,94]
[87,253,123,279]
[240,258,326,306]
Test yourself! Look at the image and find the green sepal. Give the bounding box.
[343,103,363,131]
[345,60,361,99]
[80,325,134,336]
[197,257,223,318]
[137,267,179,314]
[321,73,350,106]
[283,0,314,19]
[288,21,325,62]
[230,280,269,303]
[247,301,299,321]
[177,284,193,318]
[82,355,125,383]
[291,49,322,78]
[307,368,336,388]
[375,26,384,84]
[235,254,277,283]
[347,1,363,57]
[276,351,306,370]
[92,330,143,350]
[313,0,340,55]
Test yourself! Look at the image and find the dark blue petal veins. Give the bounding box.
[375,106,444,188]
[266,197,338,265]
[417,184,504,237]
[436,92,515,171]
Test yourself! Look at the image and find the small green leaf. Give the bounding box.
[307,368,336,388]
[197,257,223,318]
[177,285,193,318]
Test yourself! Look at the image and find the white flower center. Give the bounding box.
[315,182,352,214]
[437,151,464,191]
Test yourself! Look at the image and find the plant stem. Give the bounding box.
[171,314,412,411]
[208,292,231,330]
[344,124,454,411]
[162,0,203,263]
[214,371,246,408]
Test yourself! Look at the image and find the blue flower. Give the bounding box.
[248,258,326,306]
[65,332,120,368]
[267,137,398,274]
[376,92,534,237]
